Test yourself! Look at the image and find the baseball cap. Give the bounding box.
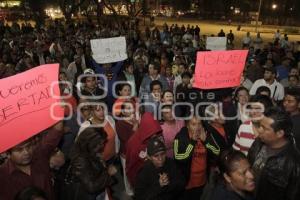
[84,68,95,75]
[147,137,166,156]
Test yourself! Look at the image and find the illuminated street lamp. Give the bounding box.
[272,4,277,10]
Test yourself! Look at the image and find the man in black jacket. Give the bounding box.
[248,107,300,200]
[134,137,185,200]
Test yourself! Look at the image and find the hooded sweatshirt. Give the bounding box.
[125,112,162,186]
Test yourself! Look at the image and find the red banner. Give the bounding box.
[193,50,248,89]
[0,64,64,153]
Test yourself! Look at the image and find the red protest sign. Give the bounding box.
[0,64,64,153]
[193,50,248,89]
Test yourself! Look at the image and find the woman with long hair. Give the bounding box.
[65,127,116,200]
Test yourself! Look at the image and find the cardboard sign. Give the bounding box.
[0,64,64,153]
[206,37,227,50]
[193,50,248,89]
[91,37,128,64]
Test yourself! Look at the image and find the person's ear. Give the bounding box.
[224,173,232,184]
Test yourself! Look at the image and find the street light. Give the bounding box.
[255,0,263,33]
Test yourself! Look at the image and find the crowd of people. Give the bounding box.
[0,17,300,200]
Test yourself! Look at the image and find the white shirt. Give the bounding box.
[173,75,182,94]
[233,121,255,155]
[274,32,281,40]
[249,79,285,101]
[242,36,252,45]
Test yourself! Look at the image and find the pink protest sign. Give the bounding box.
[0,64,64,153]
[193,50,248,89]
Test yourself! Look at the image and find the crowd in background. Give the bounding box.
[0,18,300,200]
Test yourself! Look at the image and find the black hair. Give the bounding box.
[285,88,300,103]
[161,104,172,111]
[219,149,247,176]
[14,186,47,200]
[256,86,271,97]
[249,95,273,111]
[150,80,162,92]
[59,71,67,76]
[234,86,249,101]
[116,83,132,96]
[162,89,173,98]
[181,71,192,79]
[123,61,133,69]
[264,67,276,75]
[264,107,293,138]
[71,127,107,158]
[149,61,161,73]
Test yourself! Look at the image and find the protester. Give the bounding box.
[80,69,106,103]
[0,122,63,200]
[134,136,185,200]
[282,88,300,148]
[143,80,163,117]
[255,86,271,97]
[211,149,255,200]
[115,100,139,196]
[253,32,263,51]
[117,62,137,97]
[174,115,207,200]
[242,32,252,48]
[234,87,250,124]
[67,54,86,84]
[160,105,185,158]
[173,63,187,92]
[64,127,116,200]
[250,67,285,101]
[78,104,118,163]
[139,62,169,100]
[248,107,300,200]
[245,57,264,83]
[165,65,175,91]
[113,82,138,117]
[280,67,299,87]
[126,112,162,186]
[1,14,300,200]
[227,30,235,48]
[93,61,124,111]
[233,95,273,155]
[203,104,232,166]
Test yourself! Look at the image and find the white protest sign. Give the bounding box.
[91,37,127,64]
[206,37,227,50]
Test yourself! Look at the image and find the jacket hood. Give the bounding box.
[136,112,162,142]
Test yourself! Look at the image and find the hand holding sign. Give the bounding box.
[193,50,248,89]
[91,37,128,64]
